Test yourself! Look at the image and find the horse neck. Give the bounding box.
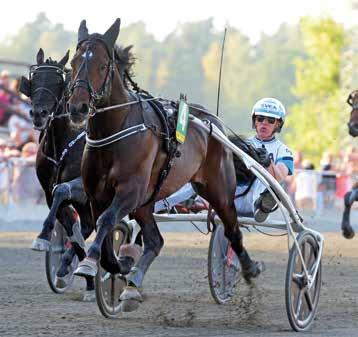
[43,116,80,161]
[87,71,131,138]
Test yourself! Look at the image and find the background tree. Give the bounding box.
[0,13,76,74]
[285,17,347,164]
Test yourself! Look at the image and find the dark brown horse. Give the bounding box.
[341,90,358,238]
[20,47,136,297]
[67,19,263,309]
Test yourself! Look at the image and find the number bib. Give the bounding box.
[176,98,189,144]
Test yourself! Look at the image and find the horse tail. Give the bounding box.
[228,135,258,185]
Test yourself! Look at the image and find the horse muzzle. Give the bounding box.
[67,102,89,125]
[31,110,49,131]
[348,122,358,137]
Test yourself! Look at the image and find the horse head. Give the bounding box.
[20,48,69,130]
[67,18,122,126]
[347,90,358,137]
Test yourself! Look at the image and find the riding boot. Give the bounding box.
[254,189,277,223]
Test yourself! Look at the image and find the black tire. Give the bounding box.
[285,230,322,332]
[95,220,130,318]
[208,224,241,304]
[45,220,78,294]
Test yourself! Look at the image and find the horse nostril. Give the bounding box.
[40,109,48,118]
[29,110,34,118]
[79,103,89,115]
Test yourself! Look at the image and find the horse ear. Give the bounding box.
[123,45,133,54]
[19,76,31,97]
[103,18,121,49]
[347,92,354,106]
[59,50,70,66]
[37,48,44,65]
[78,19,89,44]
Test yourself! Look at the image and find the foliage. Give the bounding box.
[285,17,347,164]
[1,12,351,147]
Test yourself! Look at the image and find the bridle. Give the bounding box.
[69,40,114,114]
[31,63,86,175]
[347,90,358,110]
[29,63,68,130]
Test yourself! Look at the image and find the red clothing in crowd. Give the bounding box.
[0,92,10,124]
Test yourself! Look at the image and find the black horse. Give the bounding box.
[341,90,358,239]
[20,49,96,299]
[67,19,264,311]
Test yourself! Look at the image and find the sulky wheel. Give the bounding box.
[45,220,78,293]
[208,224,241,304]
[95,220,130,318]
[285,230,322,332]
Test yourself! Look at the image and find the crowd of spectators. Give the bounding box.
[0,69,42,205]
[286,148,358,211]
[0,70,38,148]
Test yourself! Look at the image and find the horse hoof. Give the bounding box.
[242,261,265,284]
[82,289,96,302]
[120,299,140,312]
[55,273,72,289]
[118,286,142,312]
[119,286,143,301]
[31,238,51,252]
[342,228,355,239]
[74,258,98,278]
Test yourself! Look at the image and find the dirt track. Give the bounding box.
[1,231,358,337]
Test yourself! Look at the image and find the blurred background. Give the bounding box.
[0,0,356,227]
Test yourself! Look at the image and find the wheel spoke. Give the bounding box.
[111,276,115,311]
[308,261,318,276]
[216,229,228,259]
[295,289,304,318]
[301,242,306,273]
[304,289,313,311]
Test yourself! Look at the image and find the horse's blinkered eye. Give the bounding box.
[100,64,107,72]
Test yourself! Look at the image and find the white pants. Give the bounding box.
[154,180,268,218]
[154,183,195,213]
[234,179,266,216]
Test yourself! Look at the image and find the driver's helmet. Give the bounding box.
[251,97,286,132]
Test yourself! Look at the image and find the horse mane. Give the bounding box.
[114,45,136,89]
[43,57,67,70]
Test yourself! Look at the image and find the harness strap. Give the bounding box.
[86,123,149,148]
[43,131,86,167]
[141,139,178,207]
[43,153,59,166]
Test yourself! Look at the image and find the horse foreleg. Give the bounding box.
[120,204,163,311]
[127,205,163,287]
[75,191,138,278]
[55,214,95,292]
[341,188,358,239]
[33,177,88,250]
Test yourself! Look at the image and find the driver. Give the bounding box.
[235,97,294,222]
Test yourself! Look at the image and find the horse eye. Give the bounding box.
[100,64,107,72]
